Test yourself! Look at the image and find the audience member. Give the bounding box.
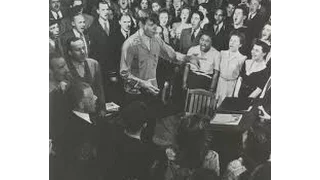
[179,10,204,54]
[60,0,94,34]
[171,0,184,23]
[66,37,106,115]
[183,33,221,91]
[49,20,64,55]
[111,101,159,180]
[246,0,267,42]
[50,0,66,21]
[234,39,270,98]
[55,82,101,180]
[198,3,210,29]
[61,14,90,56]
[151,0,162,14]
[225,1,236,26]
[158,9,172,44]
[204,7,231,51]
[215,32,247,107]
[171,6,191,45]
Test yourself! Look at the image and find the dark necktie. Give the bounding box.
[191,30,195,41]
[56,12,60,19]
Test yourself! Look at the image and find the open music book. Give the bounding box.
[210,113,242,125]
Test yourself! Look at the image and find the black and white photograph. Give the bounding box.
[48,0,271,179]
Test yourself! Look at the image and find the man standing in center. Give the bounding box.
[120,13,185,106]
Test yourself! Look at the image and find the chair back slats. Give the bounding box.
[184,89,216,117]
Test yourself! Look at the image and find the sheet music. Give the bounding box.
[210,113,242,125]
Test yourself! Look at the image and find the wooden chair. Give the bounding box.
[184,88,216,117]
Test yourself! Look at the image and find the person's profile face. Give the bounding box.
[199,35,211,52]
[51,0,61,12]
[119,0,128,9]
[51,57,69,82]
[49,23,60,37]
[159,12,169,26]
[144,19,157,38]
[70,40,86,62]
[229,35,242,52]
[233,8,245,25]
[97,3,110,20]
[251,44,266,60]
[191,13,201,29]
[140,0,148,10]
[81,88,97,113]
[152,2,161,12]
[119,15,132,31]
[226,4,235,17]
[180,8,190,22]
[214,9,224,24]
[73,15,86,33]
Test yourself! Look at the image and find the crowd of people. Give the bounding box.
[49,0,271,179]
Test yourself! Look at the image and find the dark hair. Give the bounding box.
[192,10,204,21]
[121,101,148,133]
[138,12,159,24]
[176,114,210,168]
[214,7,227,17]
[97,1,110,10]
[69,81,92,108]
[49,19,59,27]
[71,13,84,22]
[139,0,150,9]
[235,4,249,17]
[200,32,212,42]
[259,21,271,43]
[158,8,171,26]
[253,39,270,54]
[177,6,191,23]
[66,36,83,53]
[229,31,246,46]
[198,3,210,15]
[49,52,64,70]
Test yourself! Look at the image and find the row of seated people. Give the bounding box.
[49,0,271,107]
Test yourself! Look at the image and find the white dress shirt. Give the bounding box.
[73,110,92,124]
[51,10,63,19]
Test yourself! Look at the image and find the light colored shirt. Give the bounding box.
[98,18,110,32]
[219,50,246,80]
[121,29,130,39]
[51,10,63,19]
[187,46,221,75]
[73,29,88,55]
[73,110,92,124]
[120,29,177,94]
[191,27,201,39]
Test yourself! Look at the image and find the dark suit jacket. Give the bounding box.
[203,22,232,51]
[56,112,100,180]
[179,28,204,54]
[60,30,90,57]
[88,19,118,74]
[246,11,267,41]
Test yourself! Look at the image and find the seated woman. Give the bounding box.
[164,114,220,180]
[233,40,270,98]
[216,32,247,107]
[182,33,221,91]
